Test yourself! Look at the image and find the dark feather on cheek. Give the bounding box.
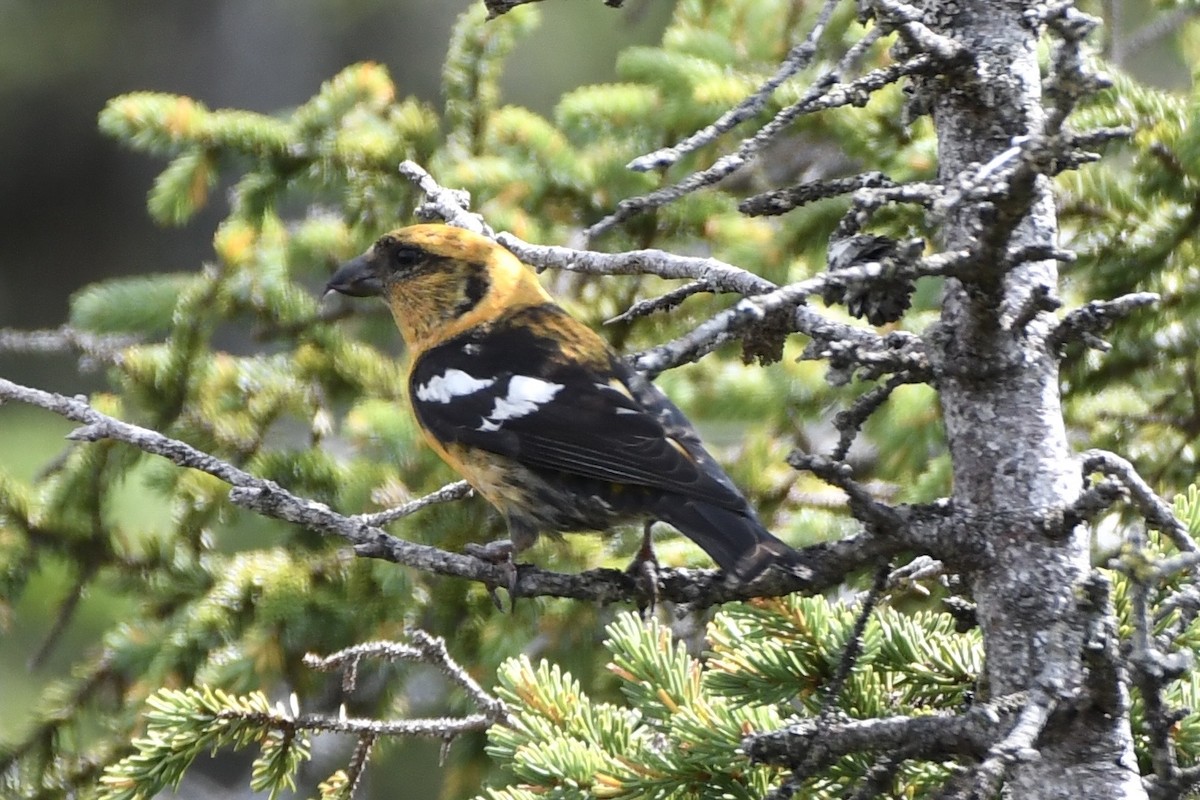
[454,261,491,316]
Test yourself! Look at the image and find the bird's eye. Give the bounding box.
[390,245,423,271]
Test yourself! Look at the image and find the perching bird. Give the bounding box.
[325,224,798,586]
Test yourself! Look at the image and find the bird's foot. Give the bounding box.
[625,522,660,617]
[465,539,520,611]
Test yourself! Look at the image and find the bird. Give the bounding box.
[325,223,798,591]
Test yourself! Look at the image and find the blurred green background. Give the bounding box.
[0,0,672,387]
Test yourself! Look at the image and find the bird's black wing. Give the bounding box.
[408,305,748,511]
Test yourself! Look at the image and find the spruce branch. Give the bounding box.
[605,279,713,325]
[303,632,510,724]
[1081,450,1196,553]
[787,451,903,533]
[749,689,1064,798]
[819,563,891,713]
[228,701,493,740]
[506,237,946,379]
[740,171,901,218]
[630,265,934,378]
[1126,531,1188,793]
[586,30,944,242]
[627,0,843,172]
[0,376,907,609]
[399,160,493,235]
[395,160,932,383]
[744,695,1022,770]
[1049,292,1160,354]
[100,677,499,800]
[497,234,776,297]
[832,373,914,461]
[834,181,943,237]
[0,325,140,368]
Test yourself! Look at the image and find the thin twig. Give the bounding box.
[627,0,843,172]
[605,280,713,325]
[832,374,911,461]
[304,632,510,723]
[820,563,890,713]
[741,172,900,218]
[27,565,97,670]
[400,161,494,236]
[344,733,377,799]
[586,30,944,242]
[355,483,473,528]
[498,234,774,296]
[0,325,139,367]
[1127,528,1185,790]
[1050,293,1159,354]
[1082,449,1195,553]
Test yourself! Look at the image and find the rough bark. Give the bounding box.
[924,1,1143,796]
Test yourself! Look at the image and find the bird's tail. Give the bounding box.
[655,498,798,582]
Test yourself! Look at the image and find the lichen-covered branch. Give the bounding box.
[585,30,949,242]
[302,631,511,725]
[745,695,1023,770]
[605,279,712,325]
[1050,292,1160,354]
[1082,449,1197,553]
[398,160,932,384]
[497,234,775,296]
[0,376,907,610]
[400,160,494,235]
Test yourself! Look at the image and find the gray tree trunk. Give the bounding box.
[926,1,1144,796]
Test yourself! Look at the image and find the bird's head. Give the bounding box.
[326,224,550,350]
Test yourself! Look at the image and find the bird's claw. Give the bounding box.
[465,539,520,612]
[626,521,661,617]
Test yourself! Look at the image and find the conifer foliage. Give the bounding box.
[2,0,1200,798]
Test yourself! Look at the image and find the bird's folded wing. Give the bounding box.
[409,341,745,510]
